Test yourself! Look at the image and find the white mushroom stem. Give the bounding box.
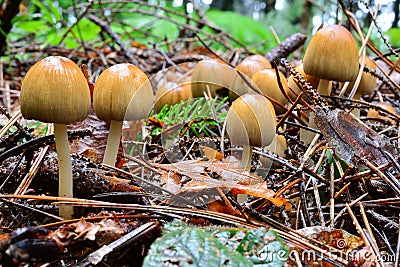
[237,145,253,203]
[103,120,123,165]
[241,145,253,171]
[54,123,74,220]
[317,79,331,97]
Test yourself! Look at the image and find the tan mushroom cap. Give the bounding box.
[235,55,272,79]
[367,102,396,122]
[347,57,377,97]
[303,25,359,82]
[287,63,319,102]
[93,63,154,121]
[191,58,229,98]
[155,81,193,112]
[226,94,276,147]
[251,69,289,114]
[20,56,91,124]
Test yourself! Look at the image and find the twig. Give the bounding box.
[87,14,139,66]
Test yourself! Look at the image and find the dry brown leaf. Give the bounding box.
[207,200,242,216]
[155,160,289,206]
[200,145,224,160]
[104,175,143,193]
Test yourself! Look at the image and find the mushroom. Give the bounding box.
[287,63,320,103]
[346,57,377,117]
[303,25,359,97]
[302,25,359,144]
[20,56,91,219]
[287,63,321,144]
[191,58,229,98]
[155,81,192,112]
[367,102,396,124]
[93,63,154,166]
[235,55,271,79]
[191,58,257,101]
[251,68,290,114]
[260,131,287,170]
[226,94,276,170]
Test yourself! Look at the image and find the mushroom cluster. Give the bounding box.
[20,58,155,219]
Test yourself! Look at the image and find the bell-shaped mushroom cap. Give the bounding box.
[94,63,154,121]
[287,63,319,102]
[303,25,359,82]
[367,102,396,121]
[251,69,289,114]
[347,57,377,97]
[191,58,229,98]
[226,94,276,148]
[155,81,192,112]
[20,56,91,124]
[191,58,256,100]
[236,55,272,79]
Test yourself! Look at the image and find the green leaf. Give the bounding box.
[143,222,252,267]
[150,20,180,40]
[206,9,274,52]
[70,18,102,42]
[14,20,50,33]
[143,222,289,267]
[385,28,400,47]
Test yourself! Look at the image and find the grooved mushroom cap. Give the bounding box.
[303,25,359,82]
[20,56,91,124]
[191,58,228,98]
[93,63,154,121]
[287,63,319,102]
[226,94,276,147]
[347,57,377,96]
[367,102,396,121]
[155,82,192,112]
[251,69,289,114]
[236,55,272,79]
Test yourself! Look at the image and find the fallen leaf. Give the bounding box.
[200,145,224,161]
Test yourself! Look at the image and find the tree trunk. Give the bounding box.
[300,0,312,34]
[393,0,399,28]
[0,0,21,56]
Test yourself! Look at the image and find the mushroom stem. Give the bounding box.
[103,120,123,165]
[241,145,253,172]
[351,92,362,117]
[54,123,74,219]
[316,79,331,96]
[237,145,253,203]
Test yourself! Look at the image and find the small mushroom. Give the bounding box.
[287,63,320,103]
[93,63,154,166]
[155,81,192,112]
[367,102,396,124]
[303,25,359,96]
[191,58,229,98]
[302,25,359,144]
[20,56,91,219]
[226,94,276,170]
[260,131,287,170]
[191,58,256,101]
[346,57,377,117]
[251,68,290,114]
[235,55,271,79]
